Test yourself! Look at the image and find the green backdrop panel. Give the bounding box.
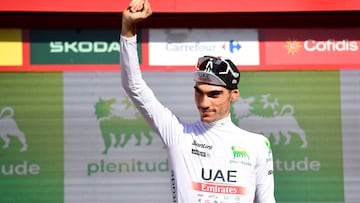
[0,72,64,203]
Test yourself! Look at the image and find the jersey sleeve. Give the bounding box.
[120,35,183,145]
[254,137,276,203]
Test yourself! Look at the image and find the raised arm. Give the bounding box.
[120,0,183,145]
[121,0,152,38]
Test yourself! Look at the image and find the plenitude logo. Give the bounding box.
[235,71,344,202]
[94,97,153,155]
[87,159,169,176]
[87,97,168,177]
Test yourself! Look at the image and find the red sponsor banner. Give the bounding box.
[1,0,360,13]
[1,28,360,72]
[192,181,247,195]
[263,29,360,66]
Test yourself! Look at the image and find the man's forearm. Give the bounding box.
[121,16,136,37]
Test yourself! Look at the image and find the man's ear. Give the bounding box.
[231,89,240,102]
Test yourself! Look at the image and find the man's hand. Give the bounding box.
[121,0,152,37]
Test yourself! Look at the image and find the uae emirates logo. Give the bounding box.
[284,39,302,55]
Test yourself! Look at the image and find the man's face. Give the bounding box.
[194,82,239,123]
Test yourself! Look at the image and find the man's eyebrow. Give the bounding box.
[194,86,224,95]
[194,86,204,94]
[209,90,224,95]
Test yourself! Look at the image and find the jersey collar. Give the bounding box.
[203,114,233,128]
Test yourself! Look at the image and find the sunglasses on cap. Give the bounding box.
[196,56,240,79]
[194,55,240,90]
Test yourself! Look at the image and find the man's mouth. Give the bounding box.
[199,109,213,114]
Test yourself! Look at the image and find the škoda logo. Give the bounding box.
[0,107,27,152]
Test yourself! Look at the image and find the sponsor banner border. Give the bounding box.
[1,0,360,13]
[1,29,360,72]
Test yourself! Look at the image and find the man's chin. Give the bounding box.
[200,116,215,123]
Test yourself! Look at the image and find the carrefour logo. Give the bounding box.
[165,39,242,54]
[224,40,242,53]
[284,38,359,55]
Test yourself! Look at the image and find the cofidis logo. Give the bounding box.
[264,28,360,65]
[284,38,358,55]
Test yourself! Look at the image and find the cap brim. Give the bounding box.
[193,71,226,86]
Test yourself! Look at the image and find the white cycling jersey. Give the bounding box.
[120,35,276,203]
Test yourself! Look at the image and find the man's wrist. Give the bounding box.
[121,26,136,37]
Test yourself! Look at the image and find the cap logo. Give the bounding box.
[203,58,239,79]
[203,61,214,73]
[195,56,240,89]
[198,72,212,83]
[219,60,240,78]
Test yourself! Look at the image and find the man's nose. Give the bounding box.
[198,95,210,108]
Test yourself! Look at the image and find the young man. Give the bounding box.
[120,0,276,202]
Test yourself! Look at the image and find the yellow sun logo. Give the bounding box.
[284,39,302,55]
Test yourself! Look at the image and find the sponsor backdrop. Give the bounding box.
[0,28,359,203]
[0,73,64,203]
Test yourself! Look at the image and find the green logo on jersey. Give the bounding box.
[231,146,249,160]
